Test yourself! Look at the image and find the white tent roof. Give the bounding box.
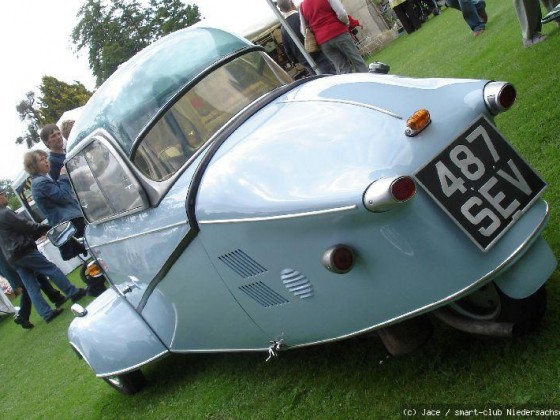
[56,106,85,127]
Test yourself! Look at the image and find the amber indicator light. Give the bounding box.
[405,109,431,136]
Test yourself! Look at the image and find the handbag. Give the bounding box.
[304,27,320,53]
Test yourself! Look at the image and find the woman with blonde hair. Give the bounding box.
[24,150,86,261]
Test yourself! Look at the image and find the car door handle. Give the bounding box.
[121,284,138,294]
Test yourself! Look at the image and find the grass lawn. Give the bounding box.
[1,2,559,419]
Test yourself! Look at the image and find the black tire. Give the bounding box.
[496,285,547,336]
[449,283,547,336]
[102,370,147,395]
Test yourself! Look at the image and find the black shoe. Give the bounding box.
[477,5,488,23]
[71,288,87,303]
[45,308,64,323]
[14,316,34,329]
[54,296,69,308]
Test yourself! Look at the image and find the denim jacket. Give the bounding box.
[30,174,83,226]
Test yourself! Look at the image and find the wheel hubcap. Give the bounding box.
[448,283,501,321]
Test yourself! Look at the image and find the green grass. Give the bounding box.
[1,2,560,418]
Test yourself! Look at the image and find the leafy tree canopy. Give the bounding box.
[39,77,92,125]
[72,0,201,86]
[15,77,92,148]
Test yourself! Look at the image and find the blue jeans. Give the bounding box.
[320,32,368,74]
[446,0,486,32]
[13,249,79,320]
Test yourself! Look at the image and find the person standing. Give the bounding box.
[513,0,548,46]
[390,0,422,34]
[299,0,368,74]
[40,123,66,181]
[0,187,85,324]
[60,120,75,146]
[0,245,34,329]
[446,0,487,36]
[0,246,67,329]
[25,150,87,261]
[277,0,336,75]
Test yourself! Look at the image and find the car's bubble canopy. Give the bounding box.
[67,27,253,155]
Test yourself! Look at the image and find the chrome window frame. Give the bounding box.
[66,131,150,225]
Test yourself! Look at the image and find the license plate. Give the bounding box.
[415,116,546,251]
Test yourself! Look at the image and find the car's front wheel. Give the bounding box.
[102,370,146,395]
[448,283,547,335]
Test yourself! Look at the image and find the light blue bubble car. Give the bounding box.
[59,26,557,394]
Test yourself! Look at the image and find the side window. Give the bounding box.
[67,139,148,223]
[133,51,291,181]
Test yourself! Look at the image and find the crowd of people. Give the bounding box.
[277,0,369,75]
[444,0,559,45]
[0,121,87,330]
[277,0,559,78]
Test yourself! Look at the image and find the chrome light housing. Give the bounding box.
[363,176,416,212]
[322,245,355,274]
[484,82,516,115]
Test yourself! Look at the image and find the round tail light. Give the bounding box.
[390,176,416,202]
[484,82,516,114]
[322,245,355,274]
[363,176,417,212]
[498,84,516,110]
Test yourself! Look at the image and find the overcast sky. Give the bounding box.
[0,0,279,181]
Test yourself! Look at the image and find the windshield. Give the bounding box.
[67,27,254,154]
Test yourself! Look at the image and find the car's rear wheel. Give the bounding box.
[448,282,547,335]
[102,370,146,395]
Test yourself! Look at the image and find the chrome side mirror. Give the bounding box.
[47,221,77,247]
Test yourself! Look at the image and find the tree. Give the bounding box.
[15,77,92,148]
[38,77,92,125]
[15,92,41,148]
[149,0,201,38]
[72,0,201,86]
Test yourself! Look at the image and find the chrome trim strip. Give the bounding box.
[96,350,169,378]
[171,348,269,353]
[89,221,188,248]
[289,202,550,349]
[199,205,358,224]
[281,98,402,119]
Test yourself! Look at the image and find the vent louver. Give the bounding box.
[239,281,288,307]
[281,269,313,299]
[218,249,268,278]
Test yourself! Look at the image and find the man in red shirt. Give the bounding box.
[299,0,368,74]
